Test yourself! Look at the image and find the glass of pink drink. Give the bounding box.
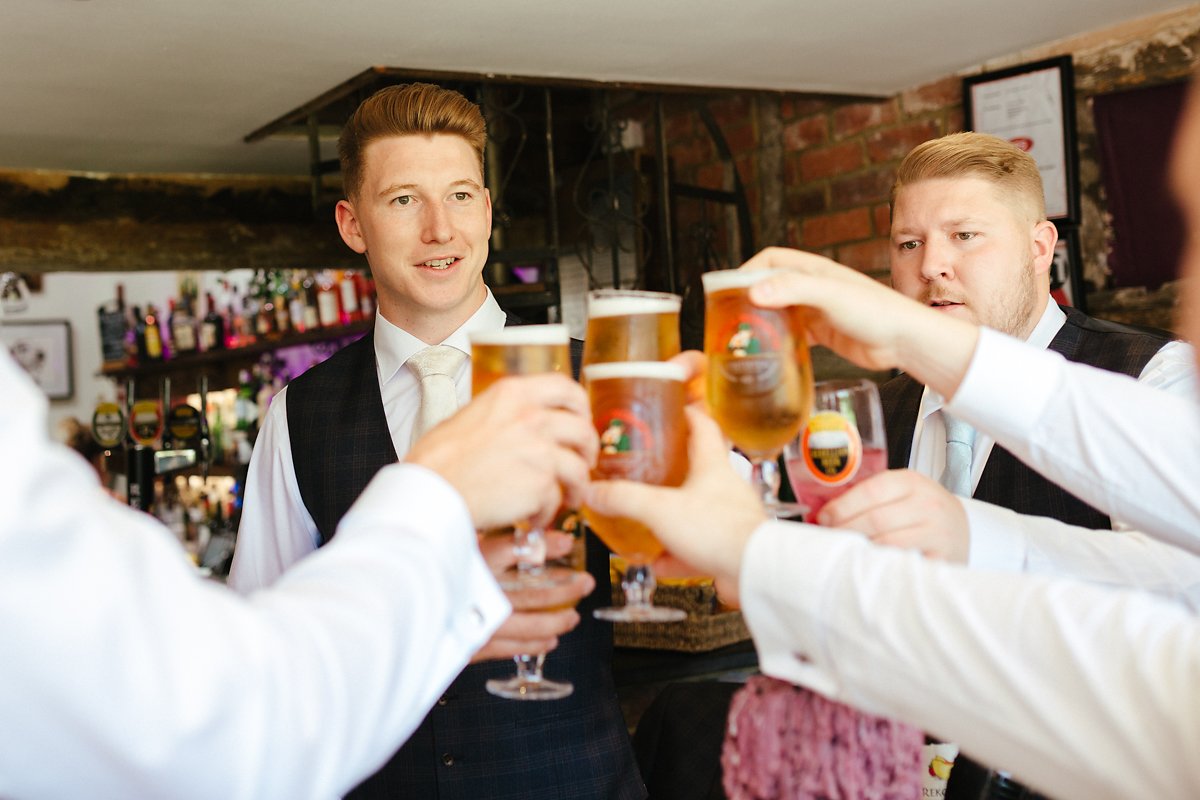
[784,378,887,521]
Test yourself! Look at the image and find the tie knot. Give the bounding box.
[942,413,975,448]
[406,345,467,381]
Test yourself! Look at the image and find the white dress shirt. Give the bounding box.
[907,303,1196,491]
[740,329,1200,800]
[906,302,1200,603]
[229,291,507,593]
[0,351,509,800]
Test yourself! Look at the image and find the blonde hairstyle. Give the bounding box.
[337,83,487,200]
[891,131,1047,222]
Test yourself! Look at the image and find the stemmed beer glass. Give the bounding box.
[784,379,887,521]
[583,361,690,622]
[702,269,813,518]
[469,324,575,700]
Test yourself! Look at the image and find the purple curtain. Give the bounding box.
[1093,81,1187,290]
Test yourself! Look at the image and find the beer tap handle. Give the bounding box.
[198,374,211,481]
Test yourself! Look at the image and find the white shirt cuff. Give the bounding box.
[342,463,510,637]
[963,498,1027,572]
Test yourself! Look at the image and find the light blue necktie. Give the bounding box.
[939,412,976,497]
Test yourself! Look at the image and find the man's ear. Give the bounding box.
[335,199,368,254]
[1031,219,1058,277]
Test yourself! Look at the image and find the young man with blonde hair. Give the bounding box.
[230,83,643,800]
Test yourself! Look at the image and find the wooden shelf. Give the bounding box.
[100,319,373,381]
[99,319,374,398]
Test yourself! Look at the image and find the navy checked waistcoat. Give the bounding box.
[881,306,1174,529]
[286,322,645,800]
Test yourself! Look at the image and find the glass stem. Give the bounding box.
[750,457,782,507]
[622,563,658,610]
[514,524,546,577]
[513,653,547,684]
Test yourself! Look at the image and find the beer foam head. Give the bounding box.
[469,324,569,346]
[701,269,772,293]
[583,361,688,383]
[587,290,682,318]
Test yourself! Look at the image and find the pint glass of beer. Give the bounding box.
[582,361,689,623]
[470,324,571,396]
[702,269,812,518]
[469,324,575,700]
[582,289,682,366]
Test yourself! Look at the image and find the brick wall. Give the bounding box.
[651,4,1200,330]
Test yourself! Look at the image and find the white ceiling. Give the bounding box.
[3,0,1191,177]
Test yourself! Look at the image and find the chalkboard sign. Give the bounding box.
[98,306,127,366]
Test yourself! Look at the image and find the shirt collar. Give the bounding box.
[374,287,507,386]
[918,295,1066,420]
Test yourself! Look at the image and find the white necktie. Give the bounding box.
[939,412,976,497]
[407,345,467,446]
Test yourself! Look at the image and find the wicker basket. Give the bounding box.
[610,576,750,653]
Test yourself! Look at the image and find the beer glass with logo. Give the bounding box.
[582,288,682,366]
[702,269,812,518]
[470,324,575,700]
[784,378,887,520]
[582,361,689,623]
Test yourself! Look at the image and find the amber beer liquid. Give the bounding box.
[582,289,682,366]
[469,324,571,396]
[582,361,689,563]
[702,270,812,460]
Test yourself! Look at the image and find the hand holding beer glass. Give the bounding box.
[583,361,689,622]
[784,379,887,520]
[582,288,682,365]
[702,269,813,518]
[470,324,576,700]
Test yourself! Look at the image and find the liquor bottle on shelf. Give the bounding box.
[170,296,198,357]
[123,298,138,365]
[287,271,308,334]
[97,283,130,368]
[272,271,291,336]
[339,269,362,325]
[200,292,226,352]
[356,271,376,319]
[255,292,275,339]
[238,296,258,347]
[316,270,342,328]
[301,273,320,331]
[142,305,164,362]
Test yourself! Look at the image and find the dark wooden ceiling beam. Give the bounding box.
[0,170,357,274]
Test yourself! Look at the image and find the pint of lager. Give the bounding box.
[702,269,812,461]
[582,289,682,366]
[469,324,571,396]
[583,360,689,622]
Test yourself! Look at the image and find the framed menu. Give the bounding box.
[963,56,1080,223]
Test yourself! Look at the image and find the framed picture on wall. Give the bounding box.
[1,319,74,400]
[1050,224,1086,313]
[963,55,1080,224]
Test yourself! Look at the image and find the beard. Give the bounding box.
[989,255,1042,339]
